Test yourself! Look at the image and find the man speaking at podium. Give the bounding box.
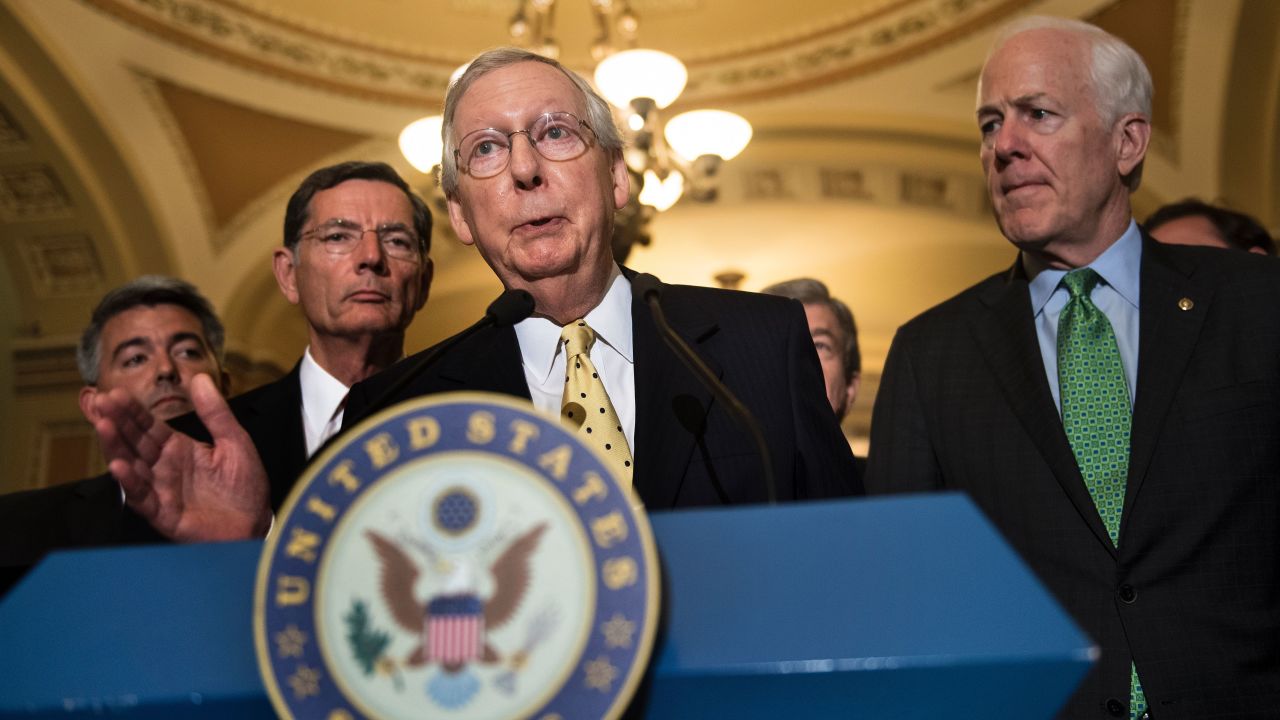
[343,48,861,507]
[866,17,1280,718]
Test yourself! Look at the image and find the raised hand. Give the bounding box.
[93,373,271,541]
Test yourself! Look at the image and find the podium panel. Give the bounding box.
[0,494,1093,718]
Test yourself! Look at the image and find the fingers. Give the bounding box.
[93,388,172,465]
[112,457,159,520]
[190,373,249,445]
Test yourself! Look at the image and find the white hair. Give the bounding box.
[439,47,624,198]
[980,15,1153,189]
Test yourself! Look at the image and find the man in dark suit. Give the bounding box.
[0,276,231,585]
[81,161,433,541]
[760,277,864,472]
[866,16,1280,719]
[343,48,859,506]
[177,161,434,510]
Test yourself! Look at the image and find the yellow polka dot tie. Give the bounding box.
[560,320,633,486]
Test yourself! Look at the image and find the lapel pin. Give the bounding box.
[1178,297,1194,311]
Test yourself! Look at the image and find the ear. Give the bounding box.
[1114,112,1151,178]
[446,194,476,247]
[272,248,301,305]
[416,257,434,311]
[79,385,101,424]
[610,152,630,211]
[845,373,861,410]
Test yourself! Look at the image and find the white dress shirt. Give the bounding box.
[299,346,350,457]
[514,266,637,453]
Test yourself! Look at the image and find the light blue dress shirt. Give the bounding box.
[1027,220,1142,414]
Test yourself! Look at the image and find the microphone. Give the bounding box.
[633,273,778,505]
[356,289,535,422]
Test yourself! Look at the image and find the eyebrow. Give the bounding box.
[110,336,153,361]
[315,218,413,231]
[977,92,1050,118]
[109,332,206,361]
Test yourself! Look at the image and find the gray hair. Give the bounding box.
[760,277,861,381]
[440,47,624,197]
[981,16,1153,189]
[77,275,226,385]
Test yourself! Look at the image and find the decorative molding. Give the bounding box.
[718,160,990,222]
[0,165,75,221]
[86,0,1031,108]
[677,0,1035,105]
[17,234,105,298]
[87,0,456,107]
[14,342,82,394]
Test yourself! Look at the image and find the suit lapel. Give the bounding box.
[631,277,717,509]
[435,326,533,400]
[240,364,308,508]
[972,264,1118,555]
[1124,235,1210,522]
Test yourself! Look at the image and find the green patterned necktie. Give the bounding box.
[1056,268,1146,719]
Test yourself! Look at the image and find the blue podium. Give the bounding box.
[0,494,1094,718]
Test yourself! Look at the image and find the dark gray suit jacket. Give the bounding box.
[344,275,862,508]
[867,233,1280,718]
[0,366,310,594]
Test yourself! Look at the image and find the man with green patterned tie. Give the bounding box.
[866,15,1280,719]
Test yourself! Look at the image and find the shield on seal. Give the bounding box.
[426,595,485,665]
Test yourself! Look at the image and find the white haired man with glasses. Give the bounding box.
[343,48,861,506]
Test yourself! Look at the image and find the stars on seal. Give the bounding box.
[601,613,635,649]
[583,656,619,692]
[287,665,322,699]
[274,624,308,658]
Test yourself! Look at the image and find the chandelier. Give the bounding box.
[398,0,752,259]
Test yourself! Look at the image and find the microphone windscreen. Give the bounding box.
[632,273,662,302]
[486,289,536,327]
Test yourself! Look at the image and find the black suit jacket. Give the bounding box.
[222,363,310,511]
[0,473,165,595]
[167,362,309,511]
[344,276,861,508]
[866,234,1280,718]
[0,365,310,595]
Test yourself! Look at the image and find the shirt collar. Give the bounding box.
[514,265,634,384]
[299,346,351,425]
[1028,219,1143,316]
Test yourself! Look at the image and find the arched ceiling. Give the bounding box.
[0,0,1276,446]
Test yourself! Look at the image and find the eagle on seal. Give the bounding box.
[364,523,548,676]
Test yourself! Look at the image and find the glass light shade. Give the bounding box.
[664,110,753,162]
[398,115,444,173]
[593,49,687,109]
[639,169,684,211]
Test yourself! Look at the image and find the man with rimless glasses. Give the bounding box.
[343,48,861,507]
[88,162,432,540]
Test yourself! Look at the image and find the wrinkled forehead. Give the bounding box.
[454,61,588,131]
[979,28,1093,102]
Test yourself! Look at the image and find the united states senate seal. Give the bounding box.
[255,392,660,719]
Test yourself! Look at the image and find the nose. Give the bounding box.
[991,118,1028,167]
[353,228,388,273]
[155,353,178,384]
[508,132,544,190]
